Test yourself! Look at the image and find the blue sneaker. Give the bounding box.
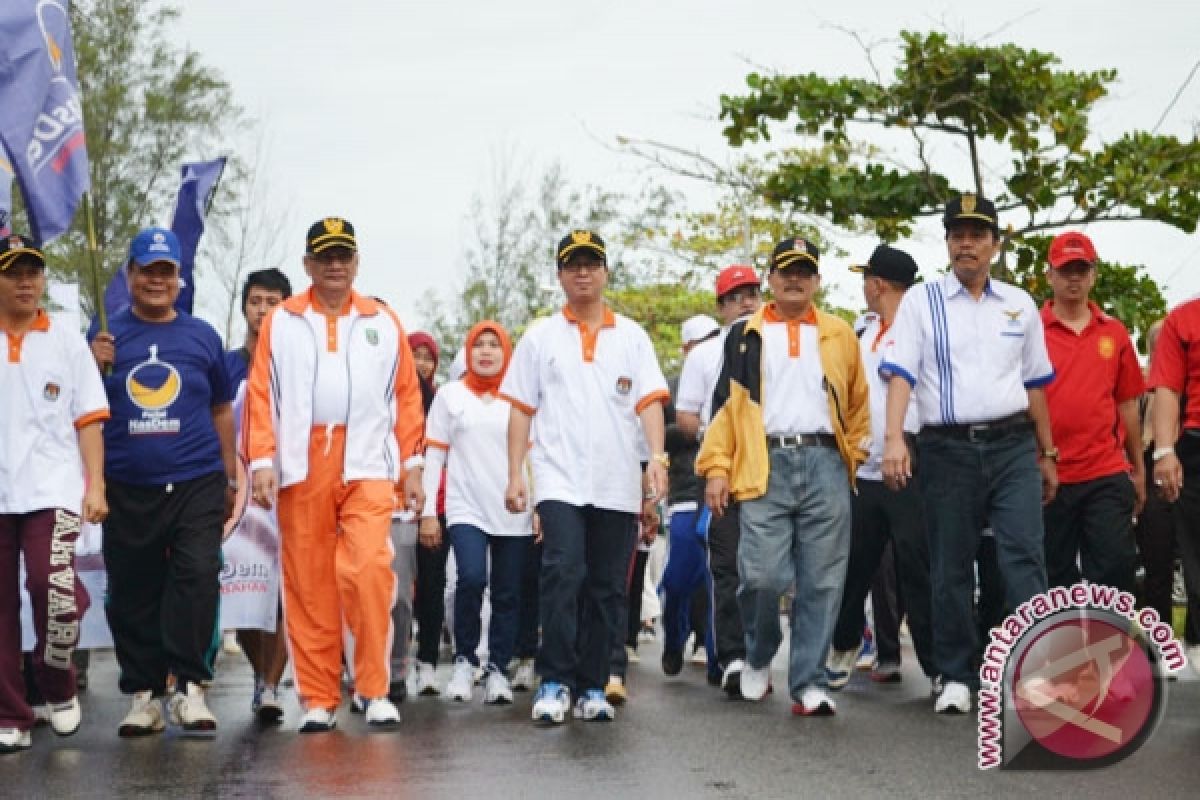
[531,681,570,724]
[572,689,615,721]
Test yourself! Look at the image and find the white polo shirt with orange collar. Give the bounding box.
[0,310,109,515]
[500,306,669,514]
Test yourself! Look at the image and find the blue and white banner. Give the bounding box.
[0,1,90,243]
[101,157,226,320]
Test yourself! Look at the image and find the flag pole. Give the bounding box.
[81,190,106,333]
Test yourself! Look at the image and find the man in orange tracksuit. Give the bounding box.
[245,218,425,733]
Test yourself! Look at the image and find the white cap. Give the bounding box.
[681,314,719,346]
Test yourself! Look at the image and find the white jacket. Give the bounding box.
[245,288,425,488]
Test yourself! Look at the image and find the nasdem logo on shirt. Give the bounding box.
[125,344,182,434]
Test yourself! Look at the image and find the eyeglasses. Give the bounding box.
[719,287,760,305]
[560,263,606,275]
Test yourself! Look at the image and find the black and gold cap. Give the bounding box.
[770,236,820,272]
[556,229,607,268]
[943,194,999,234]
[0,233,46,272]
[306,217,357,255]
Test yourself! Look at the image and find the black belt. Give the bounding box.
[919,412,1032,443]
[766,433,838,449]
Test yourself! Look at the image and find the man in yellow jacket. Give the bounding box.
[697,236,870,716]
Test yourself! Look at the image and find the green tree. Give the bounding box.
[718,30,1200,339]
[616,138,865,320]
[607,283,717,377]
[419,154,673,359]
[15,0,242,314]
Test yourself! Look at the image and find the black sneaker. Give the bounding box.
[721,659,745,698]
[388,680,407,705]
[661,649,683,676]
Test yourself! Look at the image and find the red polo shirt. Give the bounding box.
[1041,301,1143,484]
[1149,296,1200,431]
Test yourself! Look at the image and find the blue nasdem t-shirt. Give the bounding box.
[95,310,233,485]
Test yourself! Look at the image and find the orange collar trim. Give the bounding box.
[562,304,616,329]
[762,303,816,325]
[284,287,378,317]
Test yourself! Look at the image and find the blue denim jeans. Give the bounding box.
[659,508,716,668]
[917,429,1048,687]
[535,502,637,694]
[447,525,530,671]
[738,445,851,699]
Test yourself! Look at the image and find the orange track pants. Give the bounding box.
[277,426,396,709]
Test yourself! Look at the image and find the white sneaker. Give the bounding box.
[793,687,837,716]
[572,689,615,721]
[0,727,32,754]
[740,665,771,701]
[531,681,570,724]
[825,647,860,691]
[484,668,513,705]
[414,661,440,696]
[445,657,474,702]
[364,697,400,728]
[31,704,51,726]
[511,658,536,691]
[49,696,82,736]
[167,683,217,736]
[934,681,972,714]
[118,691,165,738]
[298,707,337,734]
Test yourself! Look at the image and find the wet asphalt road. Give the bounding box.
[2,640,1198,800]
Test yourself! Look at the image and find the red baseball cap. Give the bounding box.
[715,264,760,298]
[1048,231,1097,269]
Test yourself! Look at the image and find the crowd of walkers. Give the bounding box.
[2,193,1199,749]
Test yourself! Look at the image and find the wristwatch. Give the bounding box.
[1039,447,1059,462]
[1152,446,1176,461]
[651,452,670,469]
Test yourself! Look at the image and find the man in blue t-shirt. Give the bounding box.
[89,228,236,739]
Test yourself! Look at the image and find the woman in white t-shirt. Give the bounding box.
[419,321,532,704]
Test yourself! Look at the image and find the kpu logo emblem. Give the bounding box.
[978,582,1185,770]
[43,382,60,402]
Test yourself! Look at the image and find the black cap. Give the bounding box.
[943,194,999,234]
[0,233,46,272]
[849,245,918,287]
[770,236,820,271]
[556,230,607,267]
[306,217,357,255]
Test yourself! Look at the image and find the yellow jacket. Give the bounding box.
[695,304,871,500]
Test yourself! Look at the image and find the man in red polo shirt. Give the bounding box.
[1041,231,1144,591]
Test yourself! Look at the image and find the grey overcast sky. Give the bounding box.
[175,0,1199,339]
